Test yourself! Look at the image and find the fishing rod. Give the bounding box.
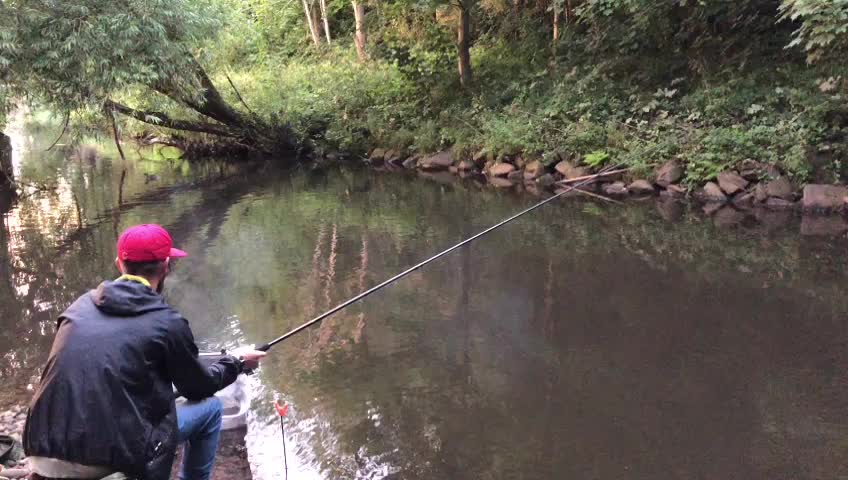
[255,163,622,352]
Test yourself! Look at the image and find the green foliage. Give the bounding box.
[781,0,848,62]
[584,150,610,168]
[216,51,418,152]
[3,0,848,187]
[1,0,225,112]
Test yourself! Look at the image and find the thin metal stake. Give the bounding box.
[279,416,288,480]
[275,402,289,480]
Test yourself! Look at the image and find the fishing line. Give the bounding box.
[256,164,622,352]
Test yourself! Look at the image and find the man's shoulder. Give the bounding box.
[154,304,190,329]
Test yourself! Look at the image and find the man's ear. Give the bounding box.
[115,257,124,274]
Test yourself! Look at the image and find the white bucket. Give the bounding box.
[216,374,249,431]
[174,374,250,431]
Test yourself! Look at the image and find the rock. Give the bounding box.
[402,156,419,169]
[449,166,459,174]
[700,182,727,202]
[754,183,769,203]
[489,177,515,188]
[555,161,588,180]
[655,160,684,187]
[703,202,724,215]
[537,174,556,187]
[765,198,796,210]
[764,164,781,179]
[655,199,684,222]
[717,171,749,196]
[739,160,781,181]
[384,150,402,165]
[602,181,628,197]
[507,170,523,181]
[457,160,475,171]
[472,150,490,167]
[740,159,760,171]
[660,184,686,199]
[514,156,527,170]
[765,177,793,200]
[419,151,454,171]
[801,216,848,236]
[801,184,848,211]
[489,162,516,177]
[524,160,546,180]
[732,192,755,209]
[740,169,760,182]
[369,148,386,164]
[713,207,746,228]
[628,180,655,195]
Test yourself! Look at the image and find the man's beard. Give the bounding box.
[156,275,166,294]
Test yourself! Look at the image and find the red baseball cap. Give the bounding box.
[117,224,188,262]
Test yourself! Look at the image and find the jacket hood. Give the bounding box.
[90,280,170,316]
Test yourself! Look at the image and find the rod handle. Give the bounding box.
[256,342,272,352]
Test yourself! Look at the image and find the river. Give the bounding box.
[2,123,848,479]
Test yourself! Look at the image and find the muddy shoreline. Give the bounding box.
[365,148,848,236]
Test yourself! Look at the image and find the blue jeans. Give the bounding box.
[176,396,223,480]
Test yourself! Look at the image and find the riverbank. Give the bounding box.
[365,147,848,236]
[0,405,252,480]
[0,406,29,478]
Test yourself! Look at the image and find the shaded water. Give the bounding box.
[3,125,848,479]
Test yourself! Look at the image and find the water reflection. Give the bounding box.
[3,123,848,479]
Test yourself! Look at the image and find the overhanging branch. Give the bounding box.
[105,100,240,138]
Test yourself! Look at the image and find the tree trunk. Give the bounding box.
[553,2,559,42]
[0,134,12,187]
[302,0,321,47]
[106,101,239,138]
[319,0,332,44]
[352,0,367,61]
[457,1,473,87]
[145,55,297,152]
[155,56,267,136]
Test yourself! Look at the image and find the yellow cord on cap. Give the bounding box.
[116,274,152,288]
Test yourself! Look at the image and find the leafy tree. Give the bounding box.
[0,0,294,151]
[781,0,848,62]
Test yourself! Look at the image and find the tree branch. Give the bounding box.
[46,111,70,151]
[105,100,240,138]
[225,73,257,117]
[109,108,127,162]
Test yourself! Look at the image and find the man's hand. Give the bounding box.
[231,346,267,371]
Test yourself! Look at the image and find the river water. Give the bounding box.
[2,124,848,479]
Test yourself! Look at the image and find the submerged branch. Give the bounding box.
[109,108,127,162]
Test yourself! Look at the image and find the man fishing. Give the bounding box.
[23,224,266,480]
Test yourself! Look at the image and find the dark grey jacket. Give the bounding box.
[23,279,242,479]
